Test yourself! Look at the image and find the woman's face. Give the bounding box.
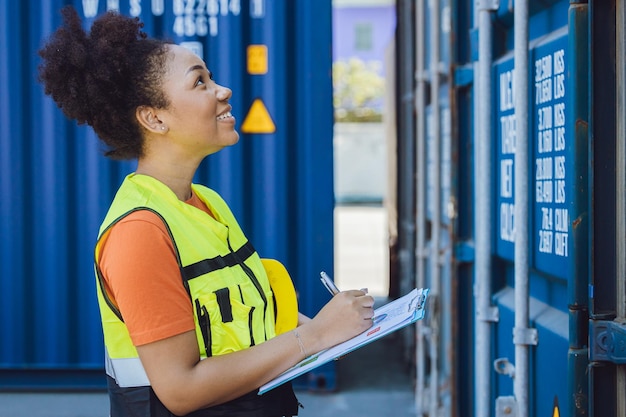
[158,44,239,158]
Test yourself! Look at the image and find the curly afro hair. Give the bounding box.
[38,6,171,160]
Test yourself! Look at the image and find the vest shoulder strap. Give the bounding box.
[181,241,256,281]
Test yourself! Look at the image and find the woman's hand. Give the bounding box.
[135,289,374,415]
[297,289,375,353]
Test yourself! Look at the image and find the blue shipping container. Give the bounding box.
[0,0,336,390]
[393,0,626,416]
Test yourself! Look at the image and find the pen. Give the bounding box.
[320,271,380,322]
[320,271,340,296]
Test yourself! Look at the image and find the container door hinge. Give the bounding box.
[496,396,517,417]
[513,327,538,346]
[589,319,626,364]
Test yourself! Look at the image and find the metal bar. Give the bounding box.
[589,0,618,414]
[513,1,531,416]
[616,0,626,414]
[0,369,105,391]
[415,0,427,413]
[397,0,416,306]
[567,2,590,416]
[429,0,441,415]
[475,0,496,415]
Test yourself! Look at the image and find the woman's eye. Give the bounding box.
[196,72,214,86]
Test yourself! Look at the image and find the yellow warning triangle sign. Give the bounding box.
[553,396,560,417]
[241,98,276,134]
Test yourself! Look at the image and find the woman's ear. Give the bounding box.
[136,106,168,134]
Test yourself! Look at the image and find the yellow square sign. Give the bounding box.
[247,45,268,75]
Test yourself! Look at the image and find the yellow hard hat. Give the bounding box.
[261,258,299,335]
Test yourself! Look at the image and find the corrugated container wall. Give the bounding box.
[393,0,618,416]
[0,0,336,390]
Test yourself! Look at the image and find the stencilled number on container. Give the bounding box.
[173,0,242,37]
[534,47,568,259]
[173,0,198,37]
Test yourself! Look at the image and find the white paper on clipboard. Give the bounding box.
[258,287,429,395]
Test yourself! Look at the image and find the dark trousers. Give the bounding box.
[107,376,300,417]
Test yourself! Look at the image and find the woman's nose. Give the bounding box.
[216,85,232,101]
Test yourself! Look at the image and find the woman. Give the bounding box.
[38,6,375,417]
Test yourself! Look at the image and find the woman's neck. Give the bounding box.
[135,158,197,201]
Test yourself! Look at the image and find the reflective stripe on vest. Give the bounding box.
[105,348,150,388]
[95,174,276,388]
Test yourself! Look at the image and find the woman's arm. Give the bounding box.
[297,312,312,326]
[137,289,374,416]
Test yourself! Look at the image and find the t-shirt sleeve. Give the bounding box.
[98,211,196,346]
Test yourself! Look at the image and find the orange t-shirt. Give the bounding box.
[98,192,213,346]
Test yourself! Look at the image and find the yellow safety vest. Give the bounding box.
[94,174,285,388]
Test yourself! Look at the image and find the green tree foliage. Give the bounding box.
[333,58,385,122]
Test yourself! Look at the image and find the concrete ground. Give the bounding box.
[0,334,415,417]
[0,206,416,416]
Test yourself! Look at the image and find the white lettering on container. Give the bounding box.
[500,70,515,111]
[501,115,516,154]
[152,0,165,15]
[82,0,99,17]
[534,48,568,259]
[501,159,514,198]
[500,203,515,242]
[539,230,553,253]
[172,0,242,37]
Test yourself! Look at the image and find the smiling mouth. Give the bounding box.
[216,111,233,121]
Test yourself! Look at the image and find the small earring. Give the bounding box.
[161,126,166,131]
